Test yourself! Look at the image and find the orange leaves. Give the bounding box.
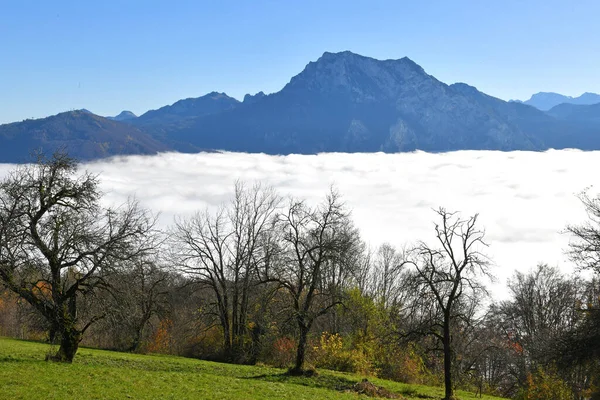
[33,281,52,299]
[147,319,173,354]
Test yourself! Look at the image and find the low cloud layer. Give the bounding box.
[1,150,597,298]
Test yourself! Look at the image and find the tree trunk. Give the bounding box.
[129,326,143,353]
[48,297,81,363]
[443,317,454,400]
[49,324,81,363]
[222,317,232,359]
[291,324,309,374]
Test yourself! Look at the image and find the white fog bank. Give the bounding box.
[1,149,597,298]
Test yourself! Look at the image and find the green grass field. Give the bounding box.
[0,337,506,399]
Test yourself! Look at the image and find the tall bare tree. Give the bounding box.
[405,208,492,400]
[372,243,406,309]
[0,152,157,362]
[172,181,280,361]
[269,189,361,374]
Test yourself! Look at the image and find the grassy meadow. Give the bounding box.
[0,337,507,399]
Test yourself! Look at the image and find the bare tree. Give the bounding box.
[269,189,361,374]
[372,243,406,309]
[0,152,157,362]
[483,264,584,396]
[172,181,280,361]
[405,208,492,400]
[567,189,600,275]
[105,257,171,352]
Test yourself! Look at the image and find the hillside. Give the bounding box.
[548,102,600,122]
[0,337,506,400]
[0,110,168,162]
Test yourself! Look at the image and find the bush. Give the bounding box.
[179,325,225,360]
[517,367,573,400]
[269,336,296,368]
[313,332,374,375]
[374,342,428,384]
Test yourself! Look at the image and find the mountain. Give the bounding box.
[548,102,600,122]
[2,51,600,161]
[108,110,137,121]
[127,92,241,150]
[243,91,266,104]
[516,92,600,111]
[0,110,168,163]
[132,92,239,127]
[163,51,564,153]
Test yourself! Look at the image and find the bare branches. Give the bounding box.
[566,189,600,274]
[267,187,362,372]
[170,181,281,359]
[0,151,159,362]
[403,207,492,400]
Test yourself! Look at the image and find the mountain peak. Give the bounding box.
[283,51,430,100]
[108,110,137,121]
[243,91,266,104]
[135,92,240,126]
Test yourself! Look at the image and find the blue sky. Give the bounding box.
[1,0,599,124]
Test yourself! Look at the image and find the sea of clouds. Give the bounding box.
[1,150,597,298]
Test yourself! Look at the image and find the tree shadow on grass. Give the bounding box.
[0,355,40,364]
[245,371,358,392]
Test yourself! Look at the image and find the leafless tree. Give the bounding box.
[269,189,361,374]
[566,189,600,275]
[172,181,280,361]
[372,243,407,309]
[502,265,581,362]
[404,208,492,400]
[0,152,157,362]
[104,257,171,352]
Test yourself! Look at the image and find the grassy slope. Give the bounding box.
[0,337,506,400]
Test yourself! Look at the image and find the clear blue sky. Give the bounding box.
[1,0,599,124]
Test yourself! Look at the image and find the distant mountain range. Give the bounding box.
[513,92,600,111]
[1,51,600,162]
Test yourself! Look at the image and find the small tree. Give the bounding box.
[270,189,361,374]
[0,152,156,362]
[405,208,492,400]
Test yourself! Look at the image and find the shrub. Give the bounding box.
[270,336,296,368]
[375,342,428,384]
[517,367,573,400]
[313,332,374,375]
[147,319,174,354]
[180,325,224,360]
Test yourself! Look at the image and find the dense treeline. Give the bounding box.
[0,153,598,399]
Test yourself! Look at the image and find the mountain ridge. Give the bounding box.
[0,110,168,163]
[1,51,600,161]
[513,91,600,111]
